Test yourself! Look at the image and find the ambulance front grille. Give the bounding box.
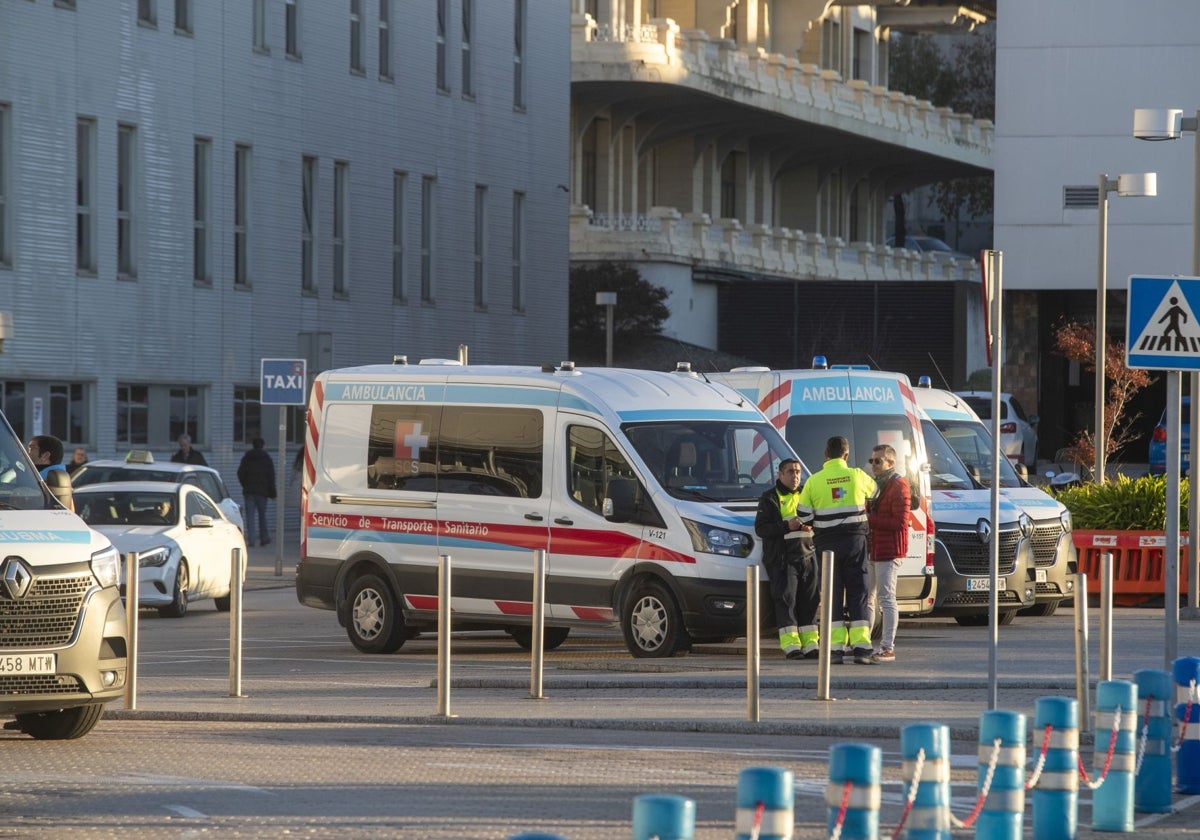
[0,573,92,648]
[1030,523,1063,568]
[0,674,85,695]
[938,528,1020,576]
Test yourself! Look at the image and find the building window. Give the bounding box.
[421,176,435,302]
[138,0,156,26]
[474,185,487,308]
[76,118,96,273]
[175,0,191,34]
[378,0,391,78]
[49,383,85,444]
[253,0,267,51]
[117,124,137,278]
[392,171,406,302]
[233,386,262,444]
[333,161,348,295]
[511,191,524,311]
[285,0,300,58]
[436,0,448,92]
[302,155,317,293]
[169,386,201,444]
[513,0,525,108]
[0,103,9,268]
[350,0,365,73]
[235,144,251,286]
[193,138,211,284]
[461,0,474,97]
[117,384,149,445]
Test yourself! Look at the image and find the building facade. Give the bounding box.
[0,0,569,484]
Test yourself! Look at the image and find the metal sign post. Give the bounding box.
[983,249,1003,712]
[260,358,307,576]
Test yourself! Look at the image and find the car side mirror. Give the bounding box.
[43,468,74,511]
[1014,462,1029,481]
[188,514,214,529]
[1028,414,1040,426]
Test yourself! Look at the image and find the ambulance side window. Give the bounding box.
[367,405,442,491]
[566,425,663,526]
[438,406,543,498]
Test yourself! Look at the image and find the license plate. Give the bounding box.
[0,654,56,674]
[1036,569,1048,583]
[966,577,1006,592]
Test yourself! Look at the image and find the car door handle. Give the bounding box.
[524,513,544,522]
[554,516,574,526]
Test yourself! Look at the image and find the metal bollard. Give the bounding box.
[123,552,139,710]
[1133,668,1174,813]
[229,546,245,698]
[631,793,694,840]
[736,766,793,840]
[746,564,760,722]
[1073,576,1091,733]
[1091,680,1137,832]
[1031,697,1079,840]
[901,722,951,839]
[817,549,834,701]
[530,548,546,700]
[1174,656,1200,794]
[826,743,880,840]
[437,554,452,717]
[975,709,1026,840]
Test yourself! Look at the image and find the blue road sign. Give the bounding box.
[1126,275,1200,371]
[261,358,307,405]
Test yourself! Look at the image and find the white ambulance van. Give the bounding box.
[914,381,1075,616]
[709,362,938,619]
[0,412,127,739]
[296,360,801,659]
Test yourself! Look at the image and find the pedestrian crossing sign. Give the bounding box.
[1126,275,1200,370]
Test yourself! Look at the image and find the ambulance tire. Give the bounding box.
[1019,600,1059,617]
[13,703,105,740]
[621,579,689,658]
[508,626,571,651]
[345,574,407,654]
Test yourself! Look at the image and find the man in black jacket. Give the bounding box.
[237,437,276,547]
[754,458,817,659]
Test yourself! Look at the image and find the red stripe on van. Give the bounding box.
[406,594,439,611]
[550,528,695,564]
[569,606,614,621]
[495,600,533,615]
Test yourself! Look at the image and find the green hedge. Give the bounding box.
[1054,474,1190,531]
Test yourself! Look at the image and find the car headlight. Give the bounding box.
[1060,509,1072,533]
[1019,513,1034,538]
[138,546,172,568]
[90,544,121,589]
[682,519,752,558]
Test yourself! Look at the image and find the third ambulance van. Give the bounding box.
[296,360,801,659]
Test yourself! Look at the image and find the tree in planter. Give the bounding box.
[1053,319,1154,472]
[568,262,670,361]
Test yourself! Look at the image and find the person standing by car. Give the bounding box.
[171,434,208,465]
[865,444,910,663]
[238,437,276,547]
[28,435,67,479]
[797,435,877,665]
[754,458,818,660]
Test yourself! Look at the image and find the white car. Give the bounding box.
[73,481,248,618]
[955,391,1039,467]
[70,451,244,531]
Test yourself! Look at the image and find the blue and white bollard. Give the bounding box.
[632,794,694,840]
[974,709,1026,840]
[1031,697,1079,840]
[736,766,793,840]
[1175,656,1200,794]
[827,743,881,840]
[901,722,951,840]
[1092,679,1137,832]
[1133,668,1174,813]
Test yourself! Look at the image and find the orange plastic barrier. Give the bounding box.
[1072,530,1192,606]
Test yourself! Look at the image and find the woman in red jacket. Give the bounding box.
[866,443,910,662]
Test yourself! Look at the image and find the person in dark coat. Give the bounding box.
[237,437,276,547]
[754,458,818,659]
[171,434,208,465]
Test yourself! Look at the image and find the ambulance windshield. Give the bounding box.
[929,419,1023,488]
[783,414,922,494]
[921,419,977,490]
[623,420,803,502]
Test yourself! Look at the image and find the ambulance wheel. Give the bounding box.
[1019,600,1059,617]
[13,703,104,740]
[345,574,407,654]
[508,626,570,651]
[621,579,689,658]
[998,610,1017,626]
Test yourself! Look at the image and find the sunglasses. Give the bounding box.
[868,457,890,465]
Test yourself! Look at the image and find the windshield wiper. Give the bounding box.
[672,487,719,502]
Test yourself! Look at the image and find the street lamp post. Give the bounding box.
[1095,172,1157,485]
[1134,108,1200,639]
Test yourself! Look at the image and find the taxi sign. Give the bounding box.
[261,358,308,405]
[1126,275,1200,371]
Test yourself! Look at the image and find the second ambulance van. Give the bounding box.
[296,360,801,658]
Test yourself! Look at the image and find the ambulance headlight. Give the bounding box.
[683,519,753,558]
[90,545,121,589]
[1060,509,1072,533]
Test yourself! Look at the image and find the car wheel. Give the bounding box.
[621,578,689,658]
[508,626,570,651]
[14,703,105,740]
[998,610,1017,626]
[158,561,189,618]
[345,574,407,654]
[1019,600,1059,617]
[214,593,232,612]
[954,613,988,627]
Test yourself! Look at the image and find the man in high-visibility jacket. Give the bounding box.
[797,435,877,665]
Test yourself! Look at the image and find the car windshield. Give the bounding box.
[921,420,977,490]
[932,419,1022,488]
[622,420,801,503]
[72,466,183,487]
[76,490,178,527]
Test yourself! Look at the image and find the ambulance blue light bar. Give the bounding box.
[918,375,932,387]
